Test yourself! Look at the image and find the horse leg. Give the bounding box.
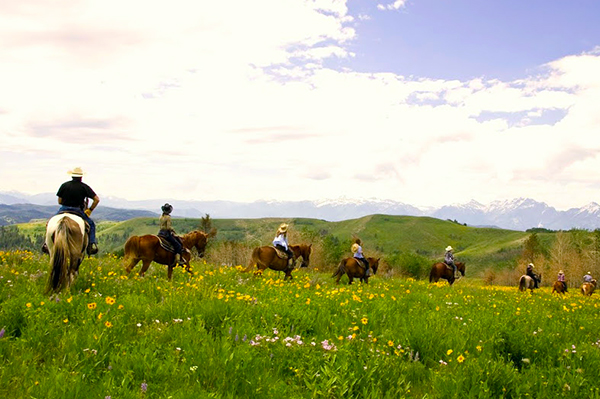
[139,260,152,277]
[168,265,174,280]
[124,257,140,275]
[348,276,354,285]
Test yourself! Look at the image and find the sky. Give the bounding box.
[1,0,600,210]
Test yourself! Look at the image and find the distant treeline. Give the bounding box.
[0,225,43,251]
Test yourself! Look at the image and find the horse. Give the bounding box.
[429,262,466,285]
[123,230,212,280]
[581,279,597,296]
[244,244,312,280]
[519,273,542,293]
[45,214,88,294]
[332,257,380,285]
[552,280,567,294]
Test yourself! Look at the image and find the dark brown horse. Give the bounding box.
[245,244,312,280]
[45,214,88,294]
[332,257,380,285]
[123,230,211,280]
[552,280,567,294]
[429,261,466,285]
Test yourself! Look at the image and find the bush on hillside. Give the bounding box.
[386,252,430,279]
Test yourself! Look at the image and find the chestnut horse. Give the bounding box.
[581,279,597,296]
[332,257,380,285]
[245,244,312,280]
[429,261,466,285]
[45,214,88,294]
[552,280,567,294]
[123,230,211,280]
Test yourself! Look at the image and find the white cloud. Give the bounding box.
[0,1,599,210]
[377,0,408,11]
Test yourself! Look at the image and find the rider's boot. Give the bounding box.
[174,253,184,267]
[287,256,294,268]
[88,242,98,255]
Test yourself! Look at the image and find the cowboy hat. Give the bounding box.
[68,167,85,177]
[528,263,534,268]
[277,223,288,234]
[351,243,359,253]
[559,270,564,274]
[445,246,453,252]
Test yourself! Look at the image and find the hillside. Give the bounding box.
[87,214,534,274]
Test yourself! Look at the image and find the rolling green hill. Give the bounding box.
[13,214,551,277]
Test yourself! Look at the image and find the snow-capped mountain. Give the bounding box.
[2,191,600,231]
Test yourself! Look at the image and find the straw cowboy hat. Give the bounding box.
[68,167,85,177]
[277,223,288,235]
[351,243,359,253]
[559,270,564,274]
[445,246,453,252]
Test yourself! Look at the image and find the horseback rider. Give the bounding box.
[444,246,459,278]
[272,223,294,267]
[158,203,185,267]
[43,167,99,255]
[352,239,371,276]
[583,271,594,283]
[557,270,567,292]
[526,263,540,288]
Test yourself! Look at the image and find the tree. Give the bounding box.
[522,232,541,264]
[199,214,212,234]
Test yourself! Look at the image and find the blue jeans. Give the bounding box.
[58,206,96,244]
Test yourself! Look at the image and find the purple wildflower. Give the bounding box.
[0,328,5,338]
[141,381,148,392]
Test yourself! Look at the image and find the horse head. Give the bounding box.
[369,257,380,275]
[184,231,209,258]
[456,261,466,277]
[291,244,312,268]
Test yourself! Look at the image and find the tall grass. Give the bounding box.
[2,251,600,398]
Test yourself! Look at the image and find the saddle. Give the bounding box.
[156,234,183,253]
[272,246,289,260]
[355,257,369,270]
[56,210,91,238]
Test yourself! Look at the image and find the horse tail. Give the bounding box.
[518,276,526,292]
[46,218,71,294]
[124,235,140,258]
[332,260,345,278]
[429,264,437,282]
[244,247,260,272]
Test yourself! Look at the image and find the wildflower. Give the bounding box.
[67,297,73,303]
[388,340,394,347]
[98,312,103,320]
[105,321,113,328]
[0,328,5,338]
[118,305,124,310]
[141,381,148,392]
[476,345,482,352]
[457,355,465,363]
[136,323,142,327]
[439,360,448,366]
[63,319,69,324]
[26,303,32,308]
[87,303,97,310]
[447,349,453,355]
[361,317,368,325]
[85,288,91,293]
[105,297,116,305]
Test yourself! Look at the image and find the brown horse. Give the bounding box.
[552,280,567,294]
[581,279,597,296]
[245,244,312,280]
[45,214,88,294]
[429,262,466,285]
[123,230,211,280]
[332,257,380,285]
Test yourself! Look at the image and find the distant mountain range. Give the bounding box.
[1,191,599,231]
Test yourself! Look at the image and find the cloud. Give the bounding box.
[0,1,599,210]
[377,1,408,11]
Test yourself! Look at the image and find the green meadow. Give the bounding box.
[2,248,600,399]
